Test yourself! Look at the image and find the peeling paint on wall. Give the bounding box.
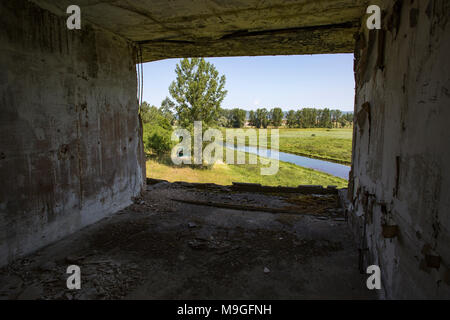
[349,0,450,299]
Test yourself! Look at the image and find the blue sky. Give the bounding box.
[142,54,355,112]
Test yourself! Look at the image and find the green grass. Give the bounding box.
[145,126,352,188]
[278,128,353,165]
[223,128,353,165]
[147,151,348,188]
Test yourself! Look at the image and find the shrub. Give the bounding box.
[143,117,173,155]
[147,126,173,154]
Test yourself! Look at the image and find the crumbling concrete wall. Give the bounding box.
[0,0,145,266]
[349,0,450,298]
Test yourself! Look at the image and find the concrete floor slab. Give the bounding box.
[0,183,375,300]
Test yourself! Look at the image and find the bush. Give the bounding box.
[143,117,173,155]
[147,126,173,154]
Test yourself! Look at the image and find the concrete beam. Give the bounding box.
[31,0,368,61]
[138,22,358,61]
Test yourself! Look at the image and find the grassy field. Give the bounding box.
[223,128,353,165]
[145,127,352,187]
[146,153,348,188]
[278,128,353,165]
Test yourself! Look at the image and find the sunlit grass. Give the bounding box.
[221,127,353,165]
[146,152,348,188]
[278,128,353,164]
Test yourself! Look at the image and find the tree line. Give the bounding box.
[284,108,353,128]
[218,107,353,129]
[142,102,353,130]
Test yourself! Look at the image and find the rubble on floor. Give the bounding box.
[0,181,374,300]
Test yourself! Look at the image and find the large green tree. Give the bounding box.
[300,108,318,128]
[270,107,284,127]
[160,97,176,125]
[169,58,227,128]
[286,110,297,128]
[255,108,269,128]
[218,108,232,127]
[230,108,247,128]
[248,110,257,127]
[140,102,160,124]
[295,109,303,128]
[319,108,332,128]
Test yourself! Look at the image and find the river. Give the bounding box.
[225,143,350,180]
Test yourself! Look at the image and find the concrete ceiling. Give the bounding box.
[32,0,369,62]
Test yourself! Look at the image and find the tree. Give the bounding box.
[249,110,257,127]
[346,112,354,123]
[230,108,247,128]
[319,108,332,128]
[312,108,320,127]
[295,109,303,128]
[218,108,232,127]
[299,108,316,128]
[160,97,175,125]
[270,107,283,127]
[286,110,296,128]
[340,112,354,127]
[169,58,227,128]
[331,109,342,128]
[140,102,161,124]
[255,108,269,128]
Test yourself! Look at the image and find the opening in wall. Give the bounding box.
[138,54,355,188]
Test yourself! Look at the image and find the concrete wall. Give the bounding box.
[349,0,450,298]
[0,0,145,266]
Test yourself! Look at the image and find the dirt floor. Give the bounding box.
[0,181,375,300]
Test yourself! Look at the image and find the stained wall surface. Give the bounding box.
[349,0,450,298]
[0,0,145,266]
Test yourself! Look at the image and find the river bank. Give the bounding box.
[146,152,348,189]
